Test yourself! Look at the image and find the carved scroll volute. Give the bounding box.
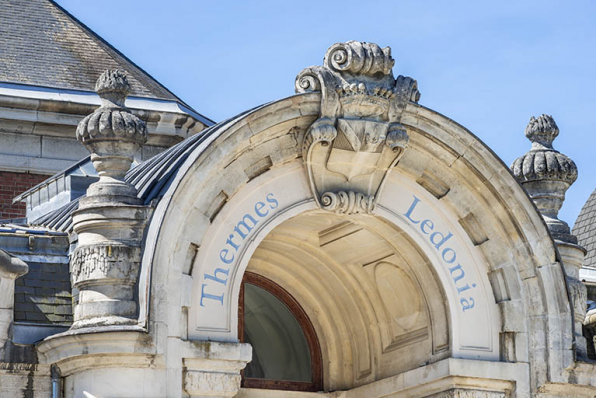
[295,41,418,214]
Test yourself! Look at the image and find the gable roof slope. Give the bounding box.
[574,189,596,269]
[0,0,191,106]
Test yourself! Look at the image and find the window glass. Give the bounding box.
[243,283,312,382]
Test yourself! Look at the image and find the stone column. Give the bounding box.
[511,114,587,358]
[0,249,28,350]
[70,70,149,329]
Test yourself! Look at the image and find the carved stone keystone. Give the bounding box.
[296,41,419,214]
[512,114,588,358]
[70,70,150,329]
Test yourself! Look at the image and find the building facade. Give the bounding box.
[2,3,596,398]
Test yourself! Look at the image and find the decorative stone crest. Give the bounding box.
[296,41,419,214]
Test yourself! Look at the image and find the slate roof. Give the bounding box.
[0,0,185,103]
[573,189,596,268]
[0,224,71,326]
[31,104,266,232]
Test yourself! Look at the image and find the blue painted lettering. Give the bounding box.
[461,297,475,312]
[403,195,477,313]
[204,268,230,285]
[200,284,224,306]
[201,193,279,308]
[431,231,453,250]
[266,193,279,209]
[220,249,234,264]
[448,264,465,284]
[255,201,269,217]
[403,196,421,224]
[234,214,258,239]
[442,248,456,263]
[421,219,434,234]
[226,235,240,251]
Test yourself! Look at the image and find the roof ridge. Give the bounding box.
[48,0,202,113]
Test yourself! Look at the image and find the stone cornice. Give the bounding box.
[0,83,210,149]
[0,81,213,126]
[36,329,157,376]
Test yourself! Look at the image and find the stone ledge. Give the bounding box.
[328,358,529,398]
[36,328,158,376]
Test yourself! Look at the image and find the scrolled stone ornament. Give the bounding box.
[297,41,418,215]
[321,191,375,214]
[324,41,394,76]
[302,117,338,158]
[295,67,322,93]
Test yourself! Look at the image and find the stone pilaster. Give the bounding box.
[0,249,28,351]
[182,341,252,398]
[511,114,588,358]
[70,70,149,329]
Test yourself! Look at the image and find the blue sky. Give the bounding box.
[57,0,596,226]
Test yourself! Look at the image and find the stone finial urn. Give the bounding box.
[512,114,588,358]
[511,114,578,243]
[76,70,147,202]
[70,70,150,329]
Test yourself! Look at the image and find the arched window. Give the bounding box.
[239,272,323,391]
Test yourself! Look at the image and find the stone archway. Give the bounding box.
[137,42,572,397]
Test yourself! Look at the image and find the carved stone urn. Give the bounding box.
[512,114,588,358]
[70,70,150,329]
[511,115,578,243]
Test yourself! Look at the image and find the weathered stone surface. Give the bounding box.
[296,41,417,214]
[0,249,28,349]
[511,114,589,359]
[69,70,150,329]
[11,39,596,398]
[511,114,578,243]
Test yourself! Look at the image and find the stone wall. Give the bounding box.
[0,172,48,220]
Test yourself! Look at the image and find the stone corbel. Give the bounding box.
[295,41,419,214]
[182,341,252,398]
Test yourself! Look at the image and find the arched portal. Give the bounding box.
[139,42,572,396]
[184,160,498,389]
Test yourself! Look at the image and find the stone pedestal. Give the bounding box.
[183,341,252,398]
[71,202,150,328]
[557,242,588,358]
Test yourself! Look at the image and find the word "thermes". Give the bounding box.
[200,193,278,306]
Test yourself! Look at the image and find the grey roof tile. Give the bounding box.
[0,0,185,103]
[31,103,267,232]
[574,189,596,268]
